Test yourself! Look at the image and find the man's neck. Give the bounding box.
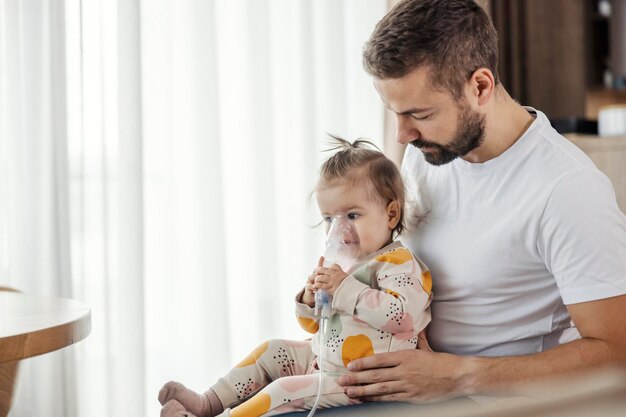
[462,90,534,164]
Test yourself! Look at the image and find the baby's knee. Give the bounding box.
[264,338,288,349]
[247,339,292,357]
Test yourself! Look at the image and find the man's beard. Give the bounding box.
[411,102,485,166]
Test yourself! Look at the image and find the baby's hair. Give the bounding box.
[318,134,406,236]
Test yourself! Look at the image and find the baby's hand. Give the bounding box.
[301,256,323,307]
[313,261,348,296]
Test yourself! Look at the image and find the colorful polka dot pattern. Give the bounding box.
[273,346,297,376]
[325,328,344,353]
[234,378,262,400]
[381,311,414,333]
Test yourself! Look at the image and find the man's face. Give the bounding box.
[374,67,485,165]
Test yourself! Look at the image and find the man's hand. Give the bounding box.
[337,333,469,403]
[313,258,348,296]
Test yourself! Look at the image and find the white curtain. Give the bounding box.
[0,1,387,416]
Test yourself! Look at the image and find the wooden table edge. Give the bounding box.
[0,309,91,363]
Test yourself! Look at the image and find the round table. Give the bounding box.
[0,291,91,362]
[0,291,91,416]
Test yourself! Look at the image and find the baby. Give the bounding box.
[159,137,432,417]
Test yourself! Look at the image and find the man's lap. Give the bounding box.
[278,397,479,416]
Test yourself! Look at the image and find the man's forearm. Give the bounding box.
[460,337,621,395]
[460,294,626,395]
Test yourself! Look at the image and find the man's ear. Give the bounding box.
[386,200,401,230]
[467,67,495,106]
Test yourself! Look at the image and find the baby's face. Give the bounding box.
[316,180,393,257]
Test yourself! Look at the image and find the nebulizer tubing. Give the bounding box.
[307,215,357,417]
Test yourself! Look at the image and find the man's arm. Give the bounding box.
[337,294,626,402]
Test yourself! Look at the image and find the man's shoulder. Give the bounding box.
[525,110,597,174]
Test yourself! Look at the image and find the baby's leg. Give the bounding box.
[159,339,314,416]
[220,374,356,417]
[210,339,315,410]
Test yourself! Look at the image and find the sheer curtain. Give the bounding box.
[0,1,387,416]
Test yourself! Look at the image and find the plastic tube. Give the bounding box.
[306,315,328,417]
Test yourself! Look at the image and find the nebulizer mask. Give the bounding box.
[308,214,358,417]
[314,214,359,317]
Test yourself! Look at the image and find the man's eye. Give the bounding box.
[347,213,359,220]
[410,113,430,121]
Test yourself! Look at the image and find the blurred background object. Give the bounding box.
[489,0,626,125]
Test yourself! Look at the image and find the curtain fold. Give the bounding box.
[113,0,146,414]
[1,1,387,416]
[1,0,76,415]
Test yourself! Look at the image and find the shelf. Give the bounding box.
[565,134,626,151]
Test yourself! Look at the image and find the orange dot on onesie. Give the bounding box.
[231,392,272,417]
[342,334,374,368]
[421,270,432,294]
[374,248,412,265]
[297,316,320,334]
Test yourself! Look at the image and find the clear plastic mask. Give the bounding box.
[323,214,359,271]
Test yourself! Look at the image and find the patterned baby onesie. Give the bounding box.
[211,241,432,417]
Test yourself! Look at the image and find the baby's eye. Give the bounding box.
[323,217,332,223]
[347,212,359,220]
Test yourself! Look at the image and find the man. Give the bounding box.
[338,0,626,403]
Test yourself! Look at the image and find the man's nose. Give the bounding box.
[396,115,418,145]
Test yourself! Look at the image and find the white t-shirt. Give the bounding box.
[400,108,626,357]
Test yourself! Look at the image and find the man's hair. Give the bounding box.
[318,135,406,236]
[363,0,499,99]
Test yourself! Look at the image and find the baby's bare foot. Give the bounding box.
[158,381,210,417]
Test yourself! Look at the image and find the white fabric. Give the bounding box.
[401,108,626,357]
[1,1,387,416]
[0,0,77,415]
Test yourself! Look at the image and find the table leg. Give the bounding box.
[0,360,19,417]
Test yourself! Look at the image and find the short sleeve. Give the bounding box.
[537,168,626,304]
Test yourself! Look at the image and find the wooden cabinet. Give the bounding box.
[490,0,602,119]
[566,134,626,212]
